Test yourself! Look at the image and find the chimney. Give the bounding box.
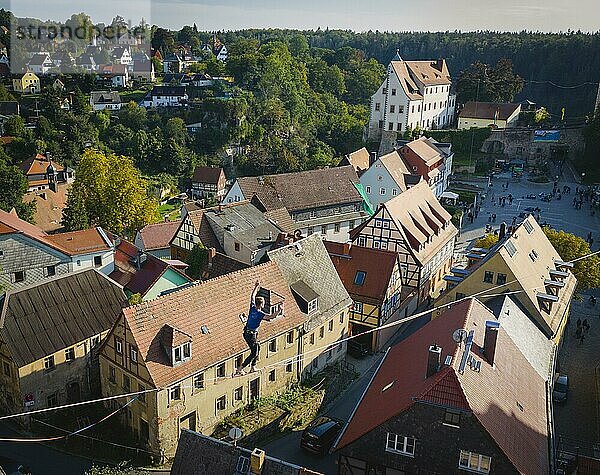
[426,344,442,378]
[436,59,444,71]
[207,247,216,265]
[45,151,51,162]
[484,321,500,365]
[499,222,507,240]
[250,448,265,475]
[342,242,351,256]
[369,151,378,166]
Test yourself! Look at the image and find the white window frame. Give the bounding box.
[353,301,363,313]
[385,432,416,457]
[308,298,318,314]
[379,187,386,195]
[458,450,491,474]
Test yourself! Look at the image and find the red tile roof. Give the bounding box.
[459,101,520,121]
[192,166,224,185]
[336,299,549,475]
[137,220,180,251]
[324,241,398,304]
[19,156,64,176]
[109,237,191,297]
[122,262,309,388]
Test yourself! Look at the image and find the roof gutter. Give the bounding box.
[330,346,391,453]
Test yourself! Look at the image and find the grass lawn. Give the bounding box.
[119,89,149,103]
[158,202,180,221]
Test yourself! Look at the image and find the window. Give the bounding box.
[65,347,75,362]
[319,326,324,339]
[378,120,384,129]
[308,226,314,235]
[388,122,394,131]
[268,369,276,382]
[530,249,539,262]
[286,362,293,373]
[385,433,416,456]
[169,385,181,401]
[216,395,227,412]
[443,409,461,427]
[349,220,355,230]
[109,365,116,383]
[115,338,123,354]
[286,331,294,345]
[310,333,315,345]
[321,225,327,235]
[382,87,387,94]
[398,105,404,113]
[44,355,55,372]
[458,451,491,474]
[456,292,466,300]
[380,187,386,195]
[234,242,241,252]
[94,255,102,267]
[194,373,205,390]
[392,188,398,196]
[391,88,396,96]
[334,222,340,234]
[3,361,11,377]
[397,123,402,131]
[46,265,56,277]
[390,105,395,113]
[123,374,131,391]
[216,362,226,378]
[173,342,191,364]
[328,320,334,332]
[269,339,277,353]
[354,271,366,285]
[138,384,146,403]
[47,393,58,408]
[235,355,243,370]
[496,273,507,285]
[234,386,243,402]
[13,271,24,283]
[365,186,371,194]
[375,102,381,111]
[505,240,517,257]
[483,271,494,284]
[340,313,344,324]
[308,298,318,314]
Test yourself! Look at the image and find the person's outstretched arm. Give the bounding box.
[251,281,260,307]
[263,303,284,321]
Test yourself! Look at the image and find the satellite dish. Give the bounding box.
[452,329,467,344]
[229,427,243,443]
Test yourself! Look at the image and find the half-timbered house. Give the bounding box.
[349,181,457,304]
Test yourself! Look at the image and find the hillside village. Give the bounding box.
[0,7,599,475]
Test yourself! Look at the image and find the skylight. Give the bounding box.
[354,271,367,285]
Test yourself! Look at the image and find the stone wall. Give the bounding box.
[482,126,585,166]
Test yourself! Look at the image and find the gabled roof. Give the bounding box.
[340,148,370,175]
[176,208,223,252]
[19,155,64,176]
[405,59,451,86]
[324,241,398,304]
[99,63,127,76]
[336,299,550,475]
[378,150,413,191]
[390,61,423,100]
[137,220,180,251]
[0,101,19,116]
[27,53,52,66]
[459,102,520,121]
[150,85,187,97]
[121,261,309,387]
[172,430,313,475]
[0,269,127,367]
[268,234,352,326]
[191,166,224,185]
[133,59,153,72]
[90,91,121,104]
[351,181,457,266]
[400,136,446,167]
[263,207,297,234]
[200,251,249,280]
[109,237,192,298]
[235,166,362,212]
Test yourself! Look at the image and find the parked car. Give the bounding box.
[300,416,343,455]
[553,374,569,403]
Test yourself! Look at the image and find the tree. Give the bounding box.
[63,150,160,236]
[61,186,89,231]
[534,107,551,123]
[185,243,208,280]
[456,59,524,104]
[474,233,499,249]
[543,227,600,290]
[0,160,36,222]
[4,116,25,137]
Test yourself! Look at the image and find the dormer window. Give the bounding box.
[308,298,318,314]
[174,342,191,364]
[291,280,319,315]
[161,324,193,367]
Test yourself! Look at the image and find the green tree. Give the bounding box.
[61,186,89,231]
[0,84,15,101]
[64,150,160,236]
[474,233,499,249]
[456,59,524,103]
[185,243,208,280]
[0,159,36,222]
[534,107,551,123]
[4,116,25,137]
[543,227,600,290]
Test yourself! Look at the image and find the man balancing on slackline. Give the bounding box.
[235,281,284,376]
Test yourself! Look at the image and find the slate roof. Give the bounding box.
[235,166,362,212]
[192,166,224,185]
[0,269,127,367]
[268,234,352,330]
[171,430,315,475]
[109,237,191,297]
[137,220,180,251]
[121,261,309,387]
[149,85,187,97]
[459,101,520,121]
[90,91,121,105]
[27,53,51,66]
[324,241,398,304]
[336,299,550,475]
[351,180,457,266]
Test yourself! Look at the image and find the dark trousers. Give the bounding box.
[241,329,260,368]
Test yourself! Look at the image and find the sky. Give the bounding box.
[4,0,599,32]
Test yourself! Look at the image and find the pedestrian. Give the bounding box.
[577,318,582,328]
[583,319,590,333]
[576,326,582,339]
[579,333,585,344]
[236,281,284,376]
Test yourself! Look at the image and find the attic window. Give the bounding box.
[354,271,367,285]
[523,220,534,234]
[201,325,210,334]
[290,280,319,315]
[505,241,517,257]
[173,342,191,364]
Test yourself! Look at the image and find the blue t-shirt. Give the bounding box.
[246,304,266,330]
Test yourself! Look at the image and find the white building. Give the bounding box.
[90,91,122,111]
[141,86,188,108]
[368,52,456,153]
